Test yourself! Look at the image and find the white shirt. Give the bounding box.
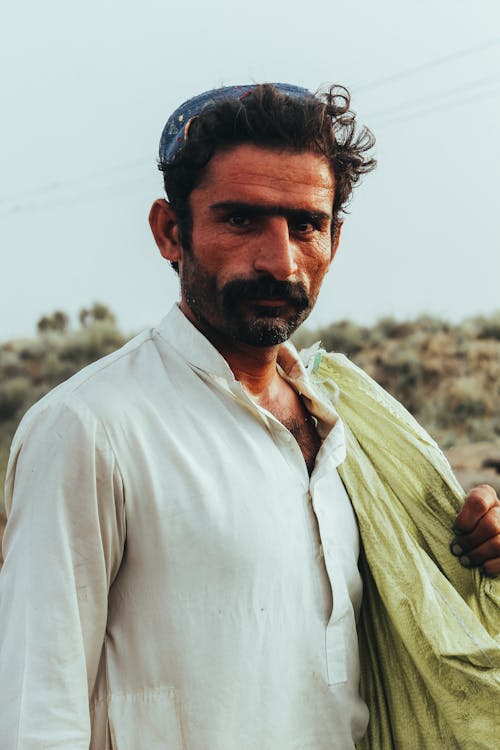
[0,304,369,750]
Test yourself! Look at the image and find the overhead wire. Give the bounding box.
[353,37,500,92]
[3,174,155,215]
[2,38,499,215]
[1,157,151,203]
[372,86,500,128]
[365,74,500,120]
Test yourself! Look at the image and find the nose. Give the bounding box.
[253,217,298,280]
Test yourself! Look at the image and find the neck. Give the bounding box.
[219,340,281,396]
[180,301,282,397]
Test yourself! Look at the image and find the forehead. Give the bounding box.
[192,144,335,212]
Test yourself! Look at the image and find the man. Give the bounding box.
[0,83,499,749]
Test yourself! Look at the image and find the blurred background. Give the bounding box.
[1,0,500,522]
[1,0,499,340]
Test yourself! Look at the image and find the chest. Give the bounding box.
[258,390,322,474]
[280,412,321,474]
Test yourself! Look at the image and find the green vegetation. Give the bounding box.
[1,306,500,513]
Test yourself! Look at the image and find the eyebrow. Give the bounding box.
[209,201,332,223]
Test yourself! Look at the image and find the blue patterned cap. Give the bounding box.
[159,83,314,164]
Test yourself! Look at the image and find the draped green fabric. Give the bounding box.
[310,351,500,750]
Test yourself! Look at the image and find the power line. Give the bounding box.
[354,37,500,92]
[2,37,500,214]
[372,84,500,129]
[366,74,500,120]
[0,156,152,205]
[0,174,155,216]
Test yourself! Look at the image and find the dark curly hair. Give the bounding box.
[158,84,376,269]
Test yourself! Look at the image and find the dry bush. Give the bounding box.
[0,377,32,421]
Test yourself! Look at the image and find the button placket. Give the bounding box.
[312,477,351,686]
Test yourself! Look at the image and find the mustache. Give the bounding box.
[222,277,309,310]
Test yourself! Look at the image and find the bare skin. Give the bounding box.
[452,484,500,577]
[245,367,322,474]
[150,143,500,571]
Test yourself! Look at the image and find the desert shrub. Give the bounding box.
[466,419,498,443]
[0,377,32,420]
[316,320,368,356]
[372,316,416,340]
[413,314,451,335]
[293,320,369,356]
[41,351,78,387]
[0,348,25,380]
[468,312,500,341]
[79,303,116,327]
[438,376,489,427]
[371,345,427,412]
[37,311,69,334]
[59,321,126,366]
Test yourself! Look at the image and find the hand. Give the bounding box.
[451,485,500,578]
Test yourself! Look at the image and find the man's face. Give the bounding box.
[176,144,338,346]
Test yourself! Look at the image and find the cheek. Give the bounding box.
[301,244,333,279]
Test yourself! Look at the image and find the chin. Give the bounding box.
[230,315,304,347]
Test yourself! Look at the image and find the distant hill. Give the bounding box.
[1,305,500,515]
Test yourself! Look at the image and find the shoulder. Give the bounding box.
[13,326,166,447]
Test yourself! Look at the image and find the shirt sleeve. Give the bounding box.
[0,398,126,750]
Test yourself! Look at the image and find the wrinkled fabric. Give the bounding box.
[159,83,314,164]
[308,350,500,750]
[0,306,369,750]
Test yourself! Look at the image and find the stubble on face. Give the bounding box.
[180,250,314,347]
[175,145,336,349]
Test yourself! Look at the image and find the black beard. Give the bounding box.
[221,277,311,346]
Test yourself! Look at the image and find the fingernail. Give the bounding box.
[452,526,464,535]
[460,555,472,568]
[450,543,463,556]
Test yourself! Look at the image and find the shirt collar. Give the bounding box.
[155,303,237,380]
[155,303,340,438]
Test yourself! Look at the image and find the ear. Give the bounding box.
[330,219,343,264]
[149,199,182,263]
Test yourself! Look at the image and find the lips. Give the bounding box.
[249,298,288,307]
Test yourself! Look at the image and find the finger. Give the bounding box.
[450,506,500,554]
[454,485,500,534]
[456,534,500,569]
[481,559,500,578]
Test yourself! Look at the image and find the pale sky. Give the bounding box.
[1,0,499,340]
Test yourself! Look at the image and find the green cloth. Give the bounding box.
[310,351,500,750]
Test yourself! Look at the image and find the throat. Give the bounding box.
[245,368,322,475]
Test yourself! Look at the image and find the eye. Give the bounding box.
[293,221,314,233]
[290,216,319,234]
[227,213,253,227]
